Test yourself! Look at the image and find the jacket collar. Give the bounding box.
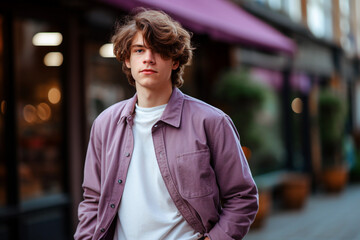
[118,88,184,128]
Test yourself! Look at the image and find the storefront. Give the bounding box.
[0,1,296,239]
[0,3,132,239]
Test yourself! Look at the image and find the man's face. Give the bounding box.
[125,32,179,92]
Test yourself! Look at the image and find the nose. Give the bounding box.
[143,49,155,64]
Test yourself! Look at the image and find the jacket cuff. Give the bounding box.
[207,224,235,240]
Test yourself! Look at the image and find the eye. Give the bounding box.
[134,49,143,53]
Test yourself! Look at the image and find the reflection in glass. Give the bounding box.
[14,19,64,202]
[0,15,6,206]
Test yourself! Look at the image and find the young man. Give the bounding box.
[75,9,258,240]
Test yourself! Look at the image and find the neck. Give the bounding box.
[136,85,173,108]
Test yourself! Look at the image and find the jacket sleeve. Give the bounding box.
[74,119,102,240]
[207,115,259,240]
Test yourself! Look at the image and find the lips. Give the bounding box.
[140,69,157,74]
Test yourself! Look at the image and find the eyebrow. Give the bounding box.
[131,44,147,48]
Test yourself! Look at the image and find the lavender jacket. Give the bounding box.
[74,88,258,240]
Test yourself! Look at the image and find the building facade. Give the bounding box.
[1,0,359,239]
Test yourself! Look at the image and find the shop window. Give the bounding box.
[268,0,282,11]
[248,0,302,23]
[307,0,333,40]
[247,67,286,175]
[84,41,134,131]
[357,2,360,56]
[339,0,354,55]
[283,0,302,23]
[13,19,65,202]
[0,16,5,207]
[214,67,286,175]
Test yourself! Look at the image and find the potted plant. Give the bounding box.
[280,172,310,209]
[251,186,272,229]
[318,89,348,192]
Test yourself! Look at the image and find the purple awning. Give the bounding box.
[100,0,296,55]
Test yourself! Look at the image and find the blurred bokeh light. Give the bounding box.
[32,32,63,46]
[44,52,63,67]
[48,87,61,104]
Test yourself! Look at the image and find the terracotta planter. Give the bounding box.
[281,173,310,209]
[322,166,348,193]
[251,190,272,229]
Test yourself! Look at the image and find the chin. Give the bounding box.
[136,81,160,90]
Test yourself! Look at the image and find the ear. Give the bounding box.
[125,58,131,68]
[172,61,179,70]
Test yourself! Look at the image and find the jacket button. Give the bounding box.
[125,152,130,157]
[100,228,105,232]
[110,204,115,208]
[118,179,123,184]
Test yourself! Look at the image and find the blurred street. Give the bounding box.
[245,184,360,240]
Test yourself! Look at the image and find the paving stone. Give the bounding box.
[244,184,360,240]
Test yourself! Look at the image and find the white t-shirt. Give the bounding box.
[113,104,200,240]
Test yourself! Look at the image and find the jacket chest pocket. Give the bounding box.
[175,149,215,199]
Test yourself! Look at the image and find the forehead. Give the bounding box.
[131,32,147,47]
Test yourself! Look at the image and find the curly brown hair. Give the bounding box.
[112,9,194,88]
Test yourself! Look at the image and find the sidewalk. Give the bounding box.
[244,184,360,240]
